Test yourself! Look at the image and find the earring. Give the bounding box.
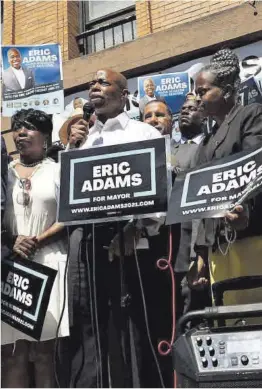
[43,141,47,150]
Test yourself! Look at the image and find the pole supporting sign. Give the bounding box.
[58,138,170,224]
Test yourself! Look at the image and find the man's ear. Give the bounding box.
[122,89,129,98]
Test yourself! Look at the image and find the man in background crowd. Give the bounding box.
[172,93,205,171]
[143,99,173,136]
[171,94,211,320]
[3,48,35,92]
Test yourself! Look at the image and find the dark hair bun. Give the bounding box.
[201,48,241,90]
[211,48,240,77]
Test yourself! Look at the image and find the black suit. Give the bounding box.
[171,141,211,318]
[193,103,262,250]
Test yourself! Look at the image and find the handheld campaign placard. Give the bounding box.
[166,146,262,224]
[58,138,170,224]
[1,256,57,340]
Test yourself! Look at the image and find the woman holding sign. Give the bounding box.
[1,109,69,388]
[188,48,262,314]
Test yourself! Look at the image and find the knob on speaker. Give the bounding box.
[212,357,218,367]
[241,355,249,366]
[196,337,202,346]
[206,336,212,346]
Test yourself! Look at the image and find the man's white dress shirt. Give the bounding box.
[180,133,204,145]
[80,111,161,149]
[12,67,26,89]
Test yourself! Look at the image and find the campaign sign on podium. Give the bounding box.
[58,138,170,224]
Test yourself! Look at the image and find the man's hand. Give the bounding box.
[225,204,249,231]
[13,235,38,260]
[68,119,89,148]
[187,256,209,290]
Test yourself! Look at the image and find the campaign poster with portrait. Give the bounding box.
[138,72,190,116]
[2,44,64,117]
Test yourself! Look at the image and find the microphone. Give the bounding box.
[75,101,95,148]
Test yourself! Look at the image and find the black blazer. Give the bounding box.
[193,103,262,165]
[193,103,262,250]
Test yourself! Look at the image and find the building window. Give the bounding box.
[77,1,136,55]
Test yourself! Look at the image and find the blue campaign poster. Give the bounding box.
[138,72,190,115]
[1,44,64,116]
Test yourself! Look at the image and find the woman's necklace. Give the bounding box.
[18,160,43,168]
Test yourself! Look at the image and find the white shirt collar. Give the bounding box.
[180,133,204,145]
[89,112,130,135]
[192,133,204,144]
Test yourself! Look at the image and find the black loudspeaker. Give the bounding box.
[173,303,262,388]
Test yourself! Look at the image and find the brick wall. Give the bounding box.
[2,0,80,61]
[136,0,245,37]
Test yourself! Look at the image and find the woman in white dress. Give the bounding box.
[2,109,69,388]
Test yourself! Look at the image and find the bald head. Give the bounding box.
[96,69,127,90]
[143,78,155,97]
[89,68,128,123]
[8,48,22,69]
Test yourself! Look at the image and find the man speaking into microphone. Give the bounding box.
[68,69,159,148]
[60,69,165,388]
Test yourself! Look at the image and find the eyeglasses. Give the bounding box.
[16,178,32,207]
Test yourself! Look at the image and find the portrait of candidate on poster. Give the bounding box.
[138,72,190,115]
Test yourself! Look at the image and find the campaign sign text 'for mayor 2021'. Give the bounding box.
[166,146,262,224]
[58,138,170,224]
[1,256,57,340]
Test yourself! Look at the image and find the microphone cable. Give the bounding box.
[54,226,71,388]
[91,223,103,388]
[72,225,100,388]
[133,237,165,389]
[156,227,177,388]
[157,226,176,356]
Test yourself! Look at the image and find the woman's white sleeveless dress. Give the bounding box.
[2,158,69,345]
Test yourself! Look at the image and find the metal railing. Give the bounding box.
[76,6,136,56]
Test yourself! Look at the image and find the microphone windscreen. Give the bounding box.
[83,101,95,121]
